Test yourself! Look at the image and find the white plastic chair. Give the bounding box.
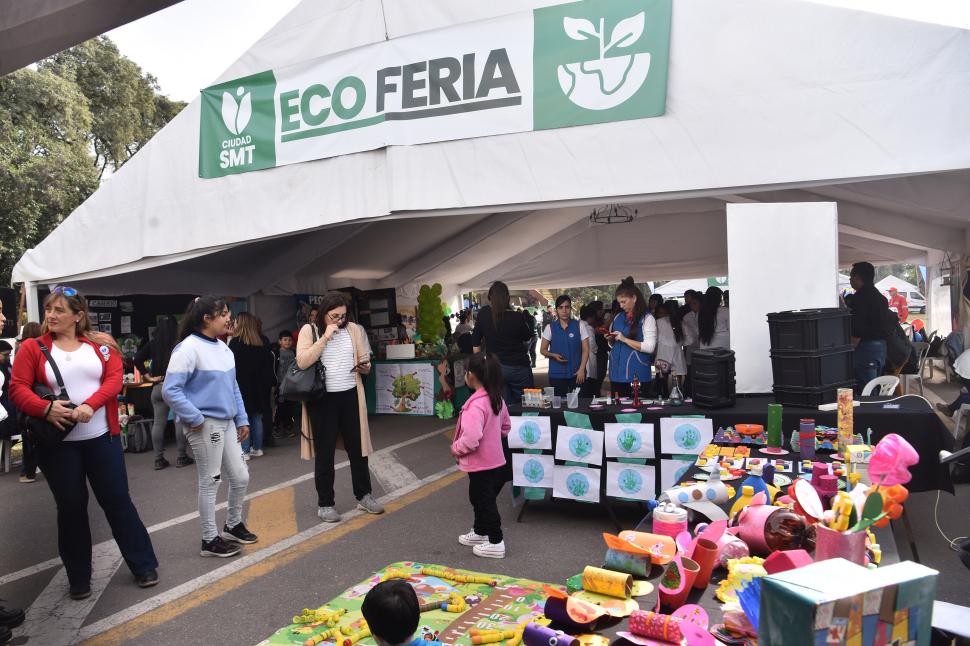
[952,403,970,444]
[861,375,900,397]
[903,342,930,396]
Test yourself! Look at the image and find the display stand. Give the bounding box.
[364,358,441,416]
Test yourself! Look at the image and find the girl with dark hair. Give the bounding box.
[10,288,159,596]
[134,315,192,470]
[230,312,276,459]
[654,300,687,396]
[698,286,730,349]
[451,352,511,559]
[471,281,535,404]
[164,297,257,558]
[608,277,658,397]
[540,294,589,396]
[296,291,383,523]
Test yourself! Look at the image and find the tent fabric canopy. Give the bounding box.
[12,0,970,296]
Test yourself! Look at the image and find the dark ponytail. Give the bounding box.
[178,296,228,340]
[698,286,723,345]
[614,276,648,340]
[488,281,511,328]
[467,352,505,415]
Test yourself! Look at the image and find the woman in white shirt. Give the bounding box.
[698,286,731,350]
[654,299,688,396]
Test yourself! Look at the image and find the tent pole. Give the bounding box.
[25,281,39,324]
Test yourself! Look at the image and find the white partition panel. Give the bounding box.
[727,203,839,393]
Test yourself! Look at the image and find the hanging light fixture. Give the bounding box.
[588,203,638,225]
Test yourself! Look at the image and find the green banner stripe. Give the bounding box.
[280,114,386,143]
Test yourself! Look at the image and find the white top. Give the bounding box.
[682,310,699,348]
[632,314,659,355]
[700,308,731,350]
[541,320,590,343]
[578,320,597,378]
[46,343,109,441]
[322,328,358,392]
[954,349,970,380]
[655,317,688,376]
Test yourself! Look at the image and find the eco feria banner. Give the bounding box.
[199,0,671,178]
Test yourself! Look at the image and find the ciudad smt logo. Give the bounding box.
[219,86,255,169]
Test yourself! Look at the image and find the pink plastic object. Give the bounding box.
[763,549,814,574]
[869,433,919,486]
[791,478,824,521]
[815,524,867,565]
[734,504,776,554]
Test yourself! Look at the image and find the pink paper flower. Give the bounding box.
[868,433,919,486]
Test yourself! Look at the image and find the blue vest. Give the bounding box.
[609,314,652,384]
[548,319,582,380]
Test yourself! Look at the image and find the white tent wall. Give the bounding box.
[875,275,920,296]
[12,0,970,290]
[727,203,839,394]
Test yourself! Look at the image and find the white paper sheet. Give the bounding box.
[606,462,656,500]
[511,453,554,488]
[659,418,713,455]
[660,457,697,489]
[604,423,655,458]
[508,416,552,450]
[553,465,600,503]
[554,426,604,466]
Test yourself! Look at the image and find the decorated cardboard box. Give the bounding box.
[760,558,937,646]
[846,444,872,485]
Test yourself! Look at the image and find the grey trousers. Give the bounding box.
[151,384,187,460]
[182,418,250,541]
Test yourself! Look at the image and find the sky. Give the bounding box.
[108,0,970,103]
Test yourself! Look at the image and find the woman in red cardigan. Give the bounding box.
[10,287,158,600]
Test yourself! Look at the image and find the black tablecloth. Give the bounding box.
[509,394,954,493]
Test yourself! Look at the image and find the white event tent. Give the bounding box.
[13,0,970,339]
[875,275,921,297]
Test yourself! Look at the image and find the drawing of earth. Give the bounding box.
[566,472,590,497]
[569,433,593,458]
[674,423,702,450]
[618,468,643,494]
[616,427,642,454]
[523,459,545,484]
[518,421,541,445]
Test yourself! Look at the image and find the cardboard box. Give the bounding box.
[760,558,937,646]
[385,344,416,359]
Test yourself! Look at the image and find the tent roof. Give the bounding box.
[875,275,920,294]
[13,0,970,294]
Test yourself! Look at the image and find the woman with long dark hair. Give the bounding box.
[230,312,276,459]
[296,291,383,523]
[539,294,589,396]
[471,281,535,404]
[134,315,192,470]
[607,277,657,397]
[11,288,159,596]
[654,299,687,396]
[164,296,256,558]
[698,286,730,349]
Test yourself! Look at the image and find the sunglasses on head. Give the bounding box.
[52,286,78,297]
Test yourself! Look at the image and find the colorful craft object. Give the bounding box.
[617,608,714,646]
[543,587,610,632]
[715,557,767,603]
[607,532,677,565]
[762,549,814,575]
[658,556,699,610]
[522,623,576,646]
[732,493,811,556]
[660,481,732,522]
[868,433,919,486]
[692,521,749,567]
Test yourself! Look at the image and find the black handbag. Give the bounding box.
[24,343,77,450]
[280,326,326,402]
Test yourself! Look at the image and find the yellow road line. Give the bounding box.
[246,487,299,547]
[79,470,464,646]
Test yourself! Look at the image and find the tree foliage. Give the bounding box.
[0,36,185,285]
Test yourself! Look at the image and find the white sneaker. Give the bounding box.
[242,452,250,462]
[251,449,263,457]
[472,541,506,559]
[458,530,489,546]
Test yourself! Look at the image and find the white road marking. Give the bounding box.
[0,425,452,588]
[75,465,460,642]
[369,450,420,492]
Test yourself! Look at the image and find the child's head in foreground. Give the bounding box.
[361,580,419,646]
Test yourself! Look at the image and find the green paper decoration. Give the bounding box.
[417,283,446,344]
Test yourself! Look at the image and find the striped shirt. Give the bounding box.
[322,328,357,392]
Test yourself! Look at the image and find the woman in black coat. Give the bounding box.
[229,313,276,458]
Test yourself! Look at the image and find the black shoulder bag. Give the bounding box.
[280,325,326,402]
[25,343,77,450]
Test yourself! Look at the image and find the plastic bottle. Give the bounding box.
[734,505,811,555]
[729,485,755,518]
[739,463,769,501]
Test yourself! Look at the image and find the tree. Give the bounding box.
[39,36,186,179]
[552,283,653,310]
[0,36,186,284]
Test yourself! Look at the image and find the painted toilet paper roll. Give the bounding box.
[522,623,577,646]
[543,595,610,632]
[581,565,632,599]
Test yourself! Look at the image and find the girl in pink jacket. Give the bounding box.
[451,353,511,559]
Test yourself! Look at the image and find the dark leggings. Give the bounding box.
[468,466,506,543]
[307,388,372,507]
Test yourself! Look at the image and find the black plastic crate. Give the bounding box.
[770,345,854,388]
[773,380,855,408]
[767,308,851,352]
[691,348,736,409]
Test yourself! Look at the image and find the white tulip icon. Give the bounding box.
[221,86,253,135]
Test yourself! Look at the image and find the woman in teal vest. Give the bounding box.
[609,277,658,397]
[540,295,589,396]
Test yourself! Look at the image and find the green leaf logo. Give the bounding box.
[220,86,252,135]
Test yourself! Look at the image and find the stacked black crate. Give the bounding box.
[767,308,854,407]
[691,348,736,409]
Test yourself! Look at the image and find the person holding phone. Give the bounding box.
[296,292,383,523]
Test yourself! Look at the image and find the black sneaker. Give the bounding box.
[0,605,25,629]
[135,569,159,588]
[175,455,195,468]
[0,625,11,645]
[221,522,258,545]
[200,536,241,558]
[154,457,170,470]
[69,584,92,600]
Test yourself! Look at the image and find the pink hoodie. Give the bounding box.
[451,388,511,472]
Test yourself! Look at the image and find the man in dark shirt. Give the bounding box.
[848,262,889,391]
